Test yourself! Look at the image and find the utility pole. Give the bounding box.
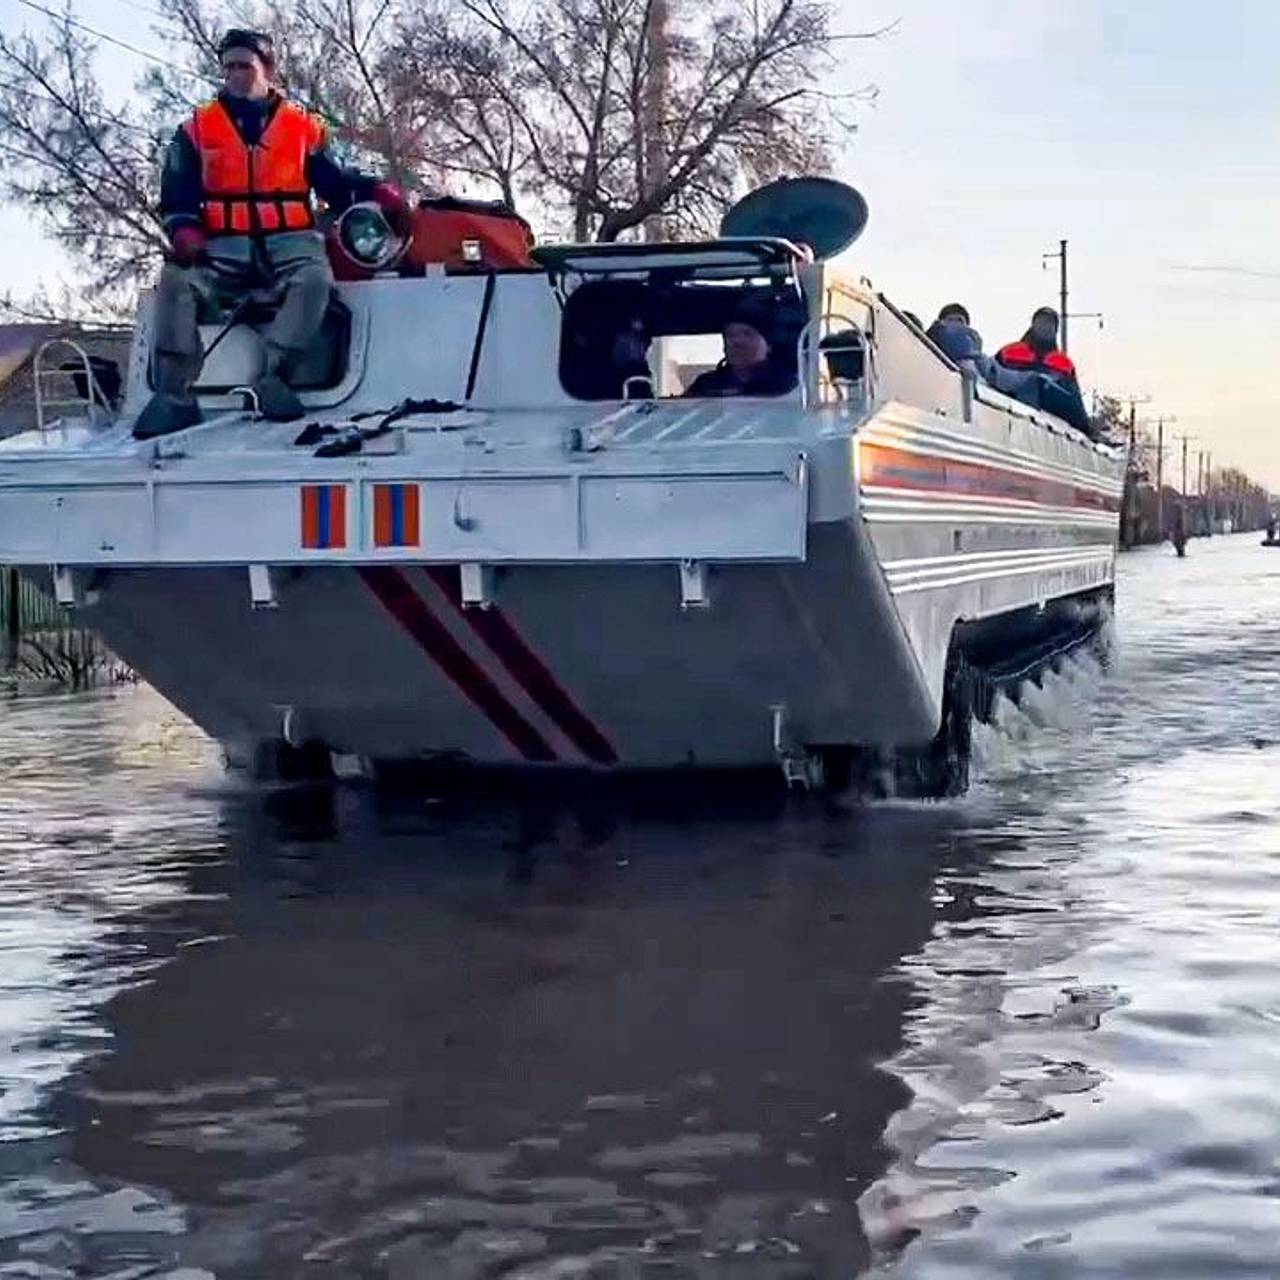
[1145,413,1178,542]
[1042,239,1103,355]
[1155,418,1165,539]
[1123,394,1152,435]
[1122,397,1140,548]
[1115,394,1150,547]
[1197,451,1207,537]
[1046,238,1068,352]
[1175,432,1198,538]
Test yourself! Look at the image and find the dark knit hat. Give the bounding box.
[726,295,775,337]
[217,29,276,67]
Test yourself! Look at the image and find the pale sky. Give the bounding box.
[1,0,1278,487]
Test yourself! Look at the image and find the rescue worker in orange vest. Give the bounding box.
[993,306,1092,435]
[135,29,408,439]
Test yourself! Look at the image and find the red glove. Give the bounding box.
[169,225,206,267]
[369,182,410,234]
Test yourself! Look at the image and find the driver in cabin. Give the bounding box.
[683,300,797,398]
[134,29,410,440]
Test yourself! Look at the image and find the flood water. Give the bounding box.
[2,533,1280,1278]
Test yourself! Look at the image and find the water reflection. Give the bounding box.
[0,689,223,1278]
[67,785,969,1277]
[0,683,996,1277]
[862,539,1280,1277]
[3,536,1280,1277]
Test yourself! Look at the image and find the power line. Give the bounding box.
[11,2,352,134]
[1170,263,1280,281]
[12,2,346,128]
[15,0,212,82]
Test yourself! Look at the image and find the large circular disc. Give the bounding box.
[720,177,869,260]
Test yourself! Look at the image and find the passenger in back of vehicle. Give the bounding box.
[926,302,971,346]
[995,307,1076,385]
[926,304,993,384]
[683,302,797,398]
[993,306,1092,435]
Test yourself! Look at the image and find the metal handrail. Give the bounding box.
[795,311,873,410]
[622,373,654,401]
[33,338,110,431]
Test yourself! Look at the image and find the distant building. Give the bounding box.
[0,324,133,438]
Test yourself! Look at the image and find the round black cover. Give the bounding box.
[720,177,869,260]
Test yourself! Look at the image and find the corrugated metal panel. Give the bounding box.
[605,401,806,445]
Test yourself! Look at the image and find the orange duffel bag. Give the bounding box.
[401,196,535,273]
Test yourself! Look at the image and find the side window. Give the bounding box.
[558,279,807,401]
[558,280,656,401]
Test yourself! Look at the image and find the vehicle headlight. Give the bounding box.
[338,203,401,270]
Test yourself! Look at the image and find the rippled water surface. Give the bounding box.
[3,534,1280,1278]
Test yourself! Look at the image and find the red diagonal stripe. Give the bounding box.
[358,566,556,762]
[425,567,618,765]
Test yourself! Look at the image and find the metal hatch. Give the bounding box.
[720,177,869,262]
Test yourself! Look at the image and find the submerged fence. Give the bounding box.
[1,567,129,684]
[1,568,63,638]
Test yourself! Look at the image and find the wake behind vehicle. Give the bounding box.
[0,180,1124,794]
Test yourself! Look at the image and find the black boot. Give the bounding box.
[132,393,203,440]
[253,344,307,422]
[252,372,306,422]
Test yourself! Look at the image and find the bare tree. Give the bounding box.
[0,16,172,316]
[0,0,877,316]
[400,0,881,241]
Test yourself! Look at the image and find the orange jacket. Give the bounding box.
[183,97,326,236]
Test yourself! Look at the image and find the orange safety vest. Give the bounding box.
[996,340,1077,380]
[184,97,326,236]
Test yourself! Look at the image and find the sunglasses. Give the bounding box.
[221,59,258,72]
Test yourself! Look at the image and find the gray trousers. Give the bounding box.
[152,230,333,396]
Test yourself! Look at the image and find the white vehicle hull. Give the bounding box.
[0,263,1124,782]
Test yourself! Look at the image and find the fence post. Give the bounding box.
[5,567,17,670]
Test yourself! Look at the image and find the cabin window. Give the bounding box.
[558,277,808,401]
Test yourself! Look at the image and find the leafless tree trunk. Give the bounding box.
[641,0,670,242]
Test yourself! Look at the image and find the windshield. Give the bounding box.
[558,275,808,401]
